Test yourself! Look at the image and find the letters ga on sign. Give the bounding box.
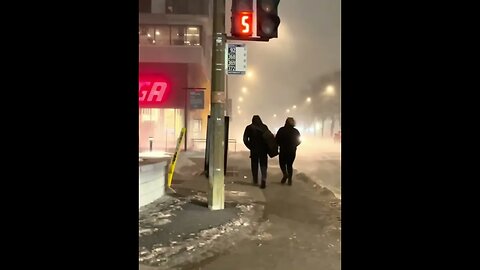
[139,76,171,108]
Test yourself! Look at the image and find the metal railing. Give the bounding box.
[191,138,237,152]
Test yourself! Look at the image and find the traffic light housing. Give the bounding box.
[256,0,281,39]
[231,0,254,37]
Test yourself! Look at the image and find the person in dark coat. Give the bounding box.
[275,117,301,185]
[243,115,269,189]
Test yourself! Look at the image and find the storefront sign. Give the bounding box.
[139,80,170,108]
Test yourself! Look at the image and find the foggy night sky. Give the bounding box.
[226,0,341,123]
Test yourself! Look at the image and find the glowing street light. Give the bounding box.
[325,85,335,95]
[292,105,297,109]
[242,87,247,94]
[246,70,254,79]
[238,97,243,102]
[273,114,277,118]
[306,97,311,103]
[286,109,290,113]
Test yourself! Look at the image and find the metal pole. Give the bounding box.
[226,71,229,116]
[208,0,226,210]
[184,88,188,151]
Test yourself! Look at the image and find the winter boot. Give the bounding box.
[280,173,288,184]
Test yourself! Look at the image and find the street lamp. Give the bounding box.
[273,114,277,118]
[246,70,254,79]
[325,85,335,95]
[286,109,290,113]
[306,97,311,103]
[292,105,297,109]
[242,87,247,94]
[238,97,243,102]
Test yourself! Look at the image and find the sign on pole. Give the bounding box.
[189,89,204,109]
[226,43,247,75]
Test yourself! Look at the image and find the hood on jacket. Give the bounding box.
[285,117,296,127]
[252,115,263,127]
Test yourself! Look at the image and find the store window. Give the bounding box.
[139,0,152,13]
[165,0,208,15]
[151,0,166,14]
[154,26,170,45]
[140,0,208,15]
[139,26,155,45]
[141,108,160,122]
[185,26,200,46]
[139,108,185,152]
[140,25,201,46]
[170,26,185,45]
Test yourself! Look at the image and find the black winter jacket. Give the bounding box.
[275,125,301,153]
[243,123,269,154]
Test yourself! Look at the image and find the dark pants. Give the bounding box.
[279,150,296,180]
[251,151,268,182]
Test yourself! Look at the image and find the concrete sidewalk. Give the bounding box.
[139,151,340,270]
[139,151,268,269]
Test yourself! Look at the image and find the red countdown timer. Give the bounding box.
[232,11,253,37]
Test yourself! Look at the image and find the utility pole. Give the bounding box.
[208,0,226,210]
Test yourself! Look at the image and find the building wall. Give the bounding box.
[139,0,213,151]
[139,161,168,208]
[139,0,213,79]
[139,45,204,64]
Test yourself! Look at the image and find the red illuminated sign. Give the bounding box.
[233,11,253,37]
[139,82,167,102]
[139,76,171,108]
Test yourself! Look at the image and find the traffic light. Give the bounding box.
[256,0,281,39]
[231,0,254,37]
